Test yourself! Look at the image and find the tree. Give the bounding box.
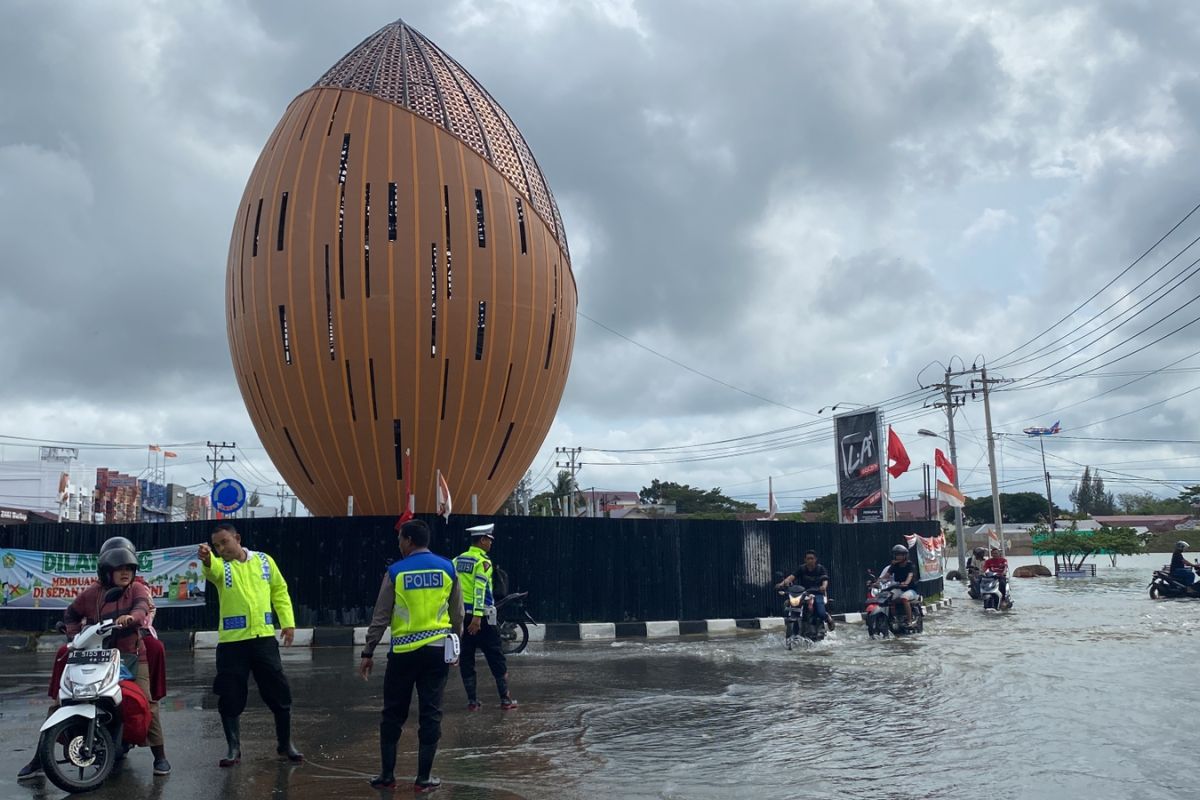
[802,493,839,523]
[1091,526,1146,567]
[548,470,584,516]
[1031,524,1144,570]
[1069,467,1115,515]
[1179,485,1200,508]
[248,491,262,508]
[638,479,756,515]
[1117,492,1191,515]
[946,492,1063,525]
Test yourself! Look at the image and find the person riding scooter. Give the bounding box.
[877,545,919,628]
[1170,541,1198,585]
[966,547,987,598]
[982,547,1010,602]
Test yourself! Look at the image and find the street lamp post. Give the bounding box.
[919,427,967,578]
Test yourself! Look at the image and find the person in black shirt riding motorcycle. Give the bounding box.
[1170,541,1198,585]
[776,550,835,631]
[878,544,919,627]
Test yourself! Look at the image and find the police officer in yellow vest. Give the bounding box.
[456,523,517,710]
[197,523,303,768]
[360,519,464,792]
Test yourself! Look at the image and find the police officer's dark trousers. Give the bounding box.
[460,621,508,702]
[214,636,294,747]
[381,644,449,780]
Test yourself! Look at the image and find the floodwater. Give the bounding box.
[0,552,1194,800]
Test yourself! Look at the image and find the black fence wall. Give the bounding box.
[0,516,942,632]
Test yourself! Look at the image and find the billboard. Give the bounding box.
[834,408,884,522]
[0,546,207,609]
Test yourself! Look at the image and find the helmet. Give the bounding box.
[100,536,135,554]
[891,544,909,556]
[973,547,986,559]
[97,547,138,586]
[1176,540,1190,551]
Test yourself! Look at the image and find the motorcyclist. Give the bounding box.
[776,550,835,631]
[1170,541,1198,585]
[982,546,1010,601]
[966,547,987,595]
[877,544,919,627]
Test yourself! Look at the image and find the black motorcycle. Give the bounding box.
[779,585,829,648]
[494,591,536,654]
[1149,568,1200,599]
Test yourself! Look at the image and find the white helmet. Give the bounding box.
[1176,540,1190,551]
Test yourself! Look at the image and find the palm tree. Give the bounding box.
[548,470,584,516]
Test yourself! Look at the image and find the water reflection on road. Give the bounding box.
[1,554,1194,800]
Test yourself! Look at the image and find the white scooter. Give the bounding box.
[38,616,129,793]
[979,571,1013,611]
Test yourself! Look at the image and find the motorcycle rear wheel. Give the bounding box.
[498,621,529,655]
[39,717,116,794]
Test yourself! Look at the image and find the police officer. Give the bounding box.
[359,519,463,792]
[197,523,303,767]
[455,523,517,710]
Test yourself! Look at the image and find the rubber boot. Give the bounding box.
[368,728,400,789]
[463,674,479,710]
[414,743,441,793]
[219,716,241,767]
[274,709,303,762]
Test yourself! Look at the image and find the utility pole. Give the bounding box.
[976,367,1009,557]
[1039,438,1055,529]
[554,446,581,517]
[206,441,236,486]
[930,371,968,578]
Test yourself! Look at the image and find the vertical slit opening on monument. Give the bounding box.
[430,243,438,357]
[475,301,487,360]
[239,202,250,316]
[276,191,289,251]
[363,183,371,297]
[440,359,450,421]
[252,198,263,257]
[497,363,513,422]
[444,185,453,299]
[278,305,292,365]
[388,182,397,242]
[324,245,335,359]
[393,420,403,480]
[516,198,527,254]
[326,91,342,136]
[284,427,314,484]
[253,372,275,429]
[299,93,317,140]
[544,314,556,369]
[345,359,357,422]
[369,358,379,421]
[338,134,350,300]
[474,189,486,247]
[487,422,516,480]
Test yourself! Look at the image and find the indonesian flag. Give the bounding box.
[934,448,956,484]
[148,444,161,452]
[768,483,779,520]
[163,451,177,458]
[395,449,414,530]
[436,470,452,521]
[936,479,966,509]
[887,426,911,479]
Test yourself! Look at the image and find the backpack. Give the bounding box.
[119,679,151,746]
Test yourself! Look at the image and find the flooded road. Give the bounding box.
[0,553,1194,799]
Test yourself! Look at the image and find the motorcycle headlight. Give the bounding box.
[787,594,803,607]
[62,656,118,699]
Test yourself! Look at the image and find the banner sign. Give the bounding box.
[0,546,207,609]
[834,408,885,522]
[904,533,945,580]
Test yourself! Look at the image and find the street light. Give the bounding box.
[817,402,870,414]
[917,428,967,579]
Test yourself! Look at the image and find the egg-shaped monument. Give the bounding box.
[225,19,576,516]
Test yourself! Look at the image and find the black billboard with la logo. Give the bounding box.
[834,408,885,522]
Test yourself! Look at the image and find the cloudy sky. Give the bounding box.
[2,0,1199,515]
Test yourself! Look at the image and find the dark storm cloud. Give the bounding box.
[1,0,1198,508]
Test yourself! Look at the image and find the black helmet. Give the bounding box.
[97,547,138,586]
[973,547,986,559]
[892,544,909,556]
[100,536,135,554]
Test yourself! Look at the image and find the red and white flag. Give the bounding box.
[768,477,779,520]
[936,479,966,509]
[934,448,957,484]
[436,470,452,521]
[148,444,161,452]
[395,449,414,530]
[887,426,911,479]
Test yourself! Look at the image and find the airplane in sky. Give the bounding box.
[1023,421,1062,436]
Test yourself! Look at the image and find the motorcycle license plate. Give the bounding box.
[67,649,112,665]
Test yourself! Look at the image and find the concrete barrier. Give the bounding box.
[578,622,616,641]
[705,618,738,635]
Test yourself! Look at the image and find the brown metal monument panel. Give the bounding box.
[226,19,575,516]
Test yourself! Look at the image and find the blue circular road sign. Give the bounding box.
[211,478,247,514]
